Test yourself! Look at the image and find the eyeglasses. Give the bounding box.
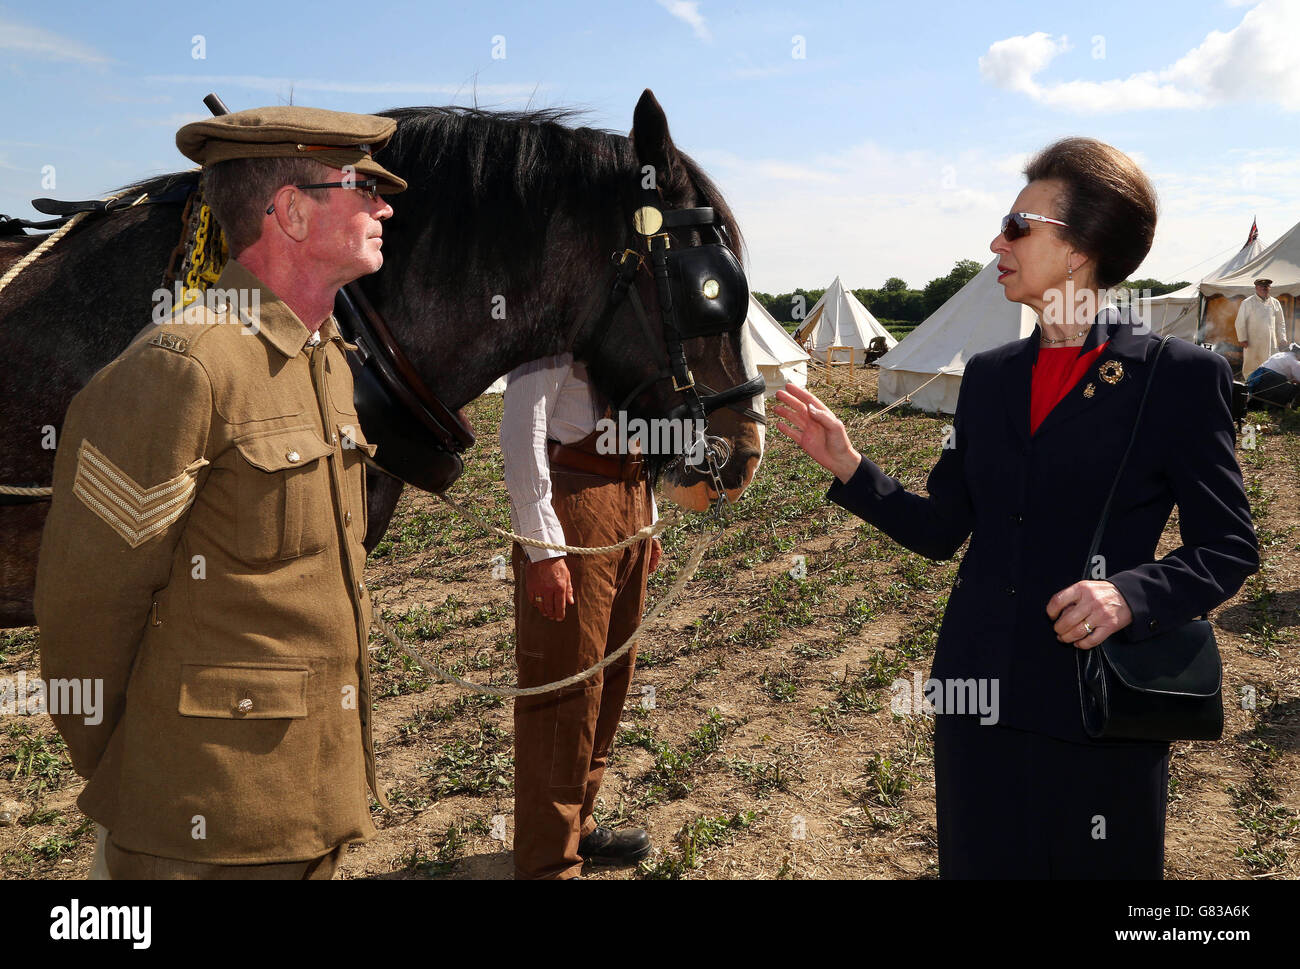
[265,179,382,215]
[1000,212,1068,241]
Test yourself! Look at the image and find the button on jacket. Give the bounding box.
[827,310,1259,743]
[35,259,385,864]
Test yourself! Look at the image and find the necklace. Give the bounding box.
[1040,327,1089,346]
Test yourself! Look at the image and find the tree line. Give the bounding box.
[753,259,1190,330]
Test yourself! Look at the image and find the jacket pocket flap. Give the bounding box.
[235,428,334,473]
[337,421,378,457]
[178,663,309,719]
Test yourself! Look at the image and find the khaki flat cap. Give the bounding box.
[176,106,407,194]
[1255,278,1273,286]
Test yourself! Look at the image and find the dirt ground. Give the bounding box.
[2,368,1297,880]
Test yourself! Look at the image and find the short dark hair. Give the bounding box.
[200,156,333,255]
[1022,138,1157,289]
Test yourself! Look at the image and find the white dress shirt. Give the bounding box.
[501,353,657,562]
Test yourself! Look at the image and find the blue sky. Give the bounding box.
[2,0,1296,292]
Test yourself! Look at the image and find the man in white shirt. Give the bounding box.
[501,353,661,880]
[1234,278,1287,378]
[1244,342,1300,408]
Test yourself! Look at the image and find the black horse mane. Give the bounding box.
[111,169,202,205]
[98,105,743,293]
[374,105,743,287]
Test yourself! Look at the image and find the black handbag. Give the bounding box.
[1075,336,1225,742]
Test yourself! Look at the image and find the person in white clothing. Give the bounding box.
[1244,342,1300,409]
[500,353,661,879]
[1235,278,1287,378]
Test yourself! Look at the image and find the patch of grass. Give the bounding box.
[758,665,800,703]
[396,694,505,740]
[858,754,914,809]
[730,752,803,797]
[4,727,68,797]
[838,595,877,636]
[386,787,433,811]
[792,639,844,660]
[1227,722,1298,876]
[20,808,63,827]
[635,710,734,803]
[0,628,38,663]
[403,824,467,877]
[639,810,759,879]
[827,662,894,717]
[420,721,513,798]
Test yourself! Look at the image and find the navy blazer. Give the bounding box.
[828,308,1259,743]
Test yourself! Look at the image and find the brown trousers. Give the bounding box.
[512,468,652,880]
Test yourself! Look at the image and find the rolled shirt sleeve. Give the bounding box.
[501,356,569,563]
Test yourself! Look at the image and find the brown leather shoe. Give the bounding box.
[578,826,652,866]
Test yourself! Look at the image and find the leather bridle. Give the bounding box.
[564,190,766,507]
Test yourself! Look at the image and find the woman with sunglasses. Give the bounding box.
[774,137,1258,878]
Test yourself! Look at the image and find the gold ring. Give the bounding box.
[534,596,544,603]
[1083,621,1094,634]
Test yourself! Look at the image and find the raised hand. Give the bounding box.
[771,382,862,483]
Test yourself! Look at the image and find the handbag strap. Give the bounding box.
[1080,336,1170,581]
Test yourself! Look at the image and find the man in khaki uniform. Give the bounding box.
[1235,277,1287,378]
[34,107,407,878]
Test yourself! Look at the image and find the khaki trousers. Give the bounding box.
[90,823,343,880]
[511,469,652,880]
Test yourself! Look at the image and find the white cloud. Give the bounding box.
[693,139,1300,293]
[980,0,1300,113]
[696,142,1021,292]
[979,32,1071,95]
[657,0,711,42]
[0,16,108,64]
[142,75,547,100]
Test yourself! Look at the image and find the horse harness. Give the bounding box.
[565,188,766,511]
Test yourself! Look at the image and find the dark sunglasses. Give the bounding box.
[1000,211,1068,241]
[266,179,382,215]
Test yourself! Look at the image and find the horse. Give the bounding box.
[0,89,765,627]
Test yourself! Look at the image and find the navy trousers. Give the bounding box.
[933,715,1170,879]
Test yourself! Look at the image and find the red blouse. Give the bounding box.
[1030,341,1109,434]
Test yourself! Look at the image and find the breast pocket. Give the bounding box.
[233,426,335,563]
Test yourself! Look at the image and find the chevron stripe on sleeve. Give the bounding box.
[72,440,209,549]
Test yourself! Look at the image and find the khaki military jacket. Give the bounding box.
[35,260,387,864]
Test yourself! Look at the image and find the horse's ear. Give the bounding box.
[631,88,679,188]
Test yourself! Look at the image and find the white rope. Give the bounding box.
[0,190,133,300]
[376,525,720,697]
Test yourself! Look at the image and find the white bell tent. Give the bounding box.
[874,258,1037,414]
[793,276,896,364]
